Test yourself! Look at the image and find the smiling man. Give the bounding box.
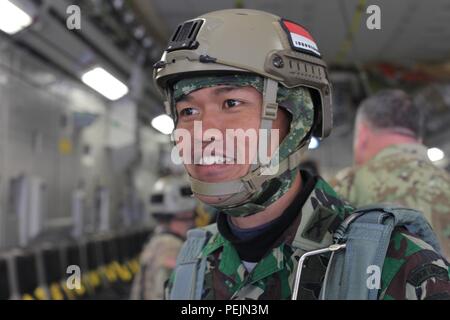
[153,9,450,300]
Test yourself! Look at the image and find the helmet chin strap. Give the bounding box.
[189,146,305,208]
[188,78,305,211]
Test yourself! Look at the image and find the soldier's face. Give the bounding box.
[174,85,289,205]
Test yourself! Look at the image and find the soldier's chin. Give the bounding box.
[194,193,231,207]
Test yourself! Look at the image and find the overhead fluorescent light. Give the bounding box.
[427,147,445,162]
[81,67,129,101]
[151,114,174,135]
[0,1,33,35]
[308,137,319,150]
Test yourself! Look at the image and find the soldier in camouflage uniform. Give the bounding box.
[333,89,450,259]
[152,9,450,299]
[130,176,197,300]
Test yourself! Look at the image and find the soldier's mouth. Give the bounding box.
[190,158,244,182]
[197,155,236,165]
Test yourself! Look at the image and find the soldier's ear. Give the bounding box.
[360,123,372,148]
[353,121,371,165]
[274,108,291,142]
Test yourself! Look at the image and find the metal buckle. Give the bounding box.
[291,243,346,300]
[243,179,257,193]
[262,102,278,120]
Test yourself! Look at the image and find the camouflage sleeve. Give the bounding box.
[151,243,178,300]
[132,235,181,300]
[131,264,173,300]
[153,265,174,300]
[331,166,355,201]
[130,268,143,299]
[380,230,450,300]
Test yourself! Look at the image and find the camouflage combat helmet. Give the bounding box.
[153,9,332,217]
[150,176,197,219]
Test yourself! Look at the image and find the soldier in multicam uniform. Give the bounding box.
[333,89,450,259]
[130,176,197,300]
[152,9,450,300]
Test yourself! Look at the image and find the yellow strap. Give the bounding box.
[104,264,118,282]
[118,263,132,282]
[61,282,76,300]
[34,287,48,300]
[75,283,86,296]
[63,279,86,297]
[335,0,367,63]
[81,275,95,295]
[87,271,101,288]
[50,283,64,300]
[129,259,140,274]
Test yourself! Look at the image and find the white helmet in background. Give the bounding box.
[150,176,197,218]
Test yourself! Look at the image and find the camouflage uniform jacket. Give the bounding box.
[131,229,184,300]
[165,174,450,300]
[333,143,450,259]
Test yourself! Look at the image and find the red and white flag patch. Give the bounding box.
[281,19,321,57]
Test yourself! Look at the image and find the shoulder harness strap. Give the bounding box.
[169,225,216,300]
[321,204,441,300]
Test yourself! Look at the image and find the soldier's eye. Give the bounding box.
[224,99,242,108]
[179,107,199,117]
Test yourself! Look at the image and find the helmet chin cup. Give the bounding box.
[188,147,306,216]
